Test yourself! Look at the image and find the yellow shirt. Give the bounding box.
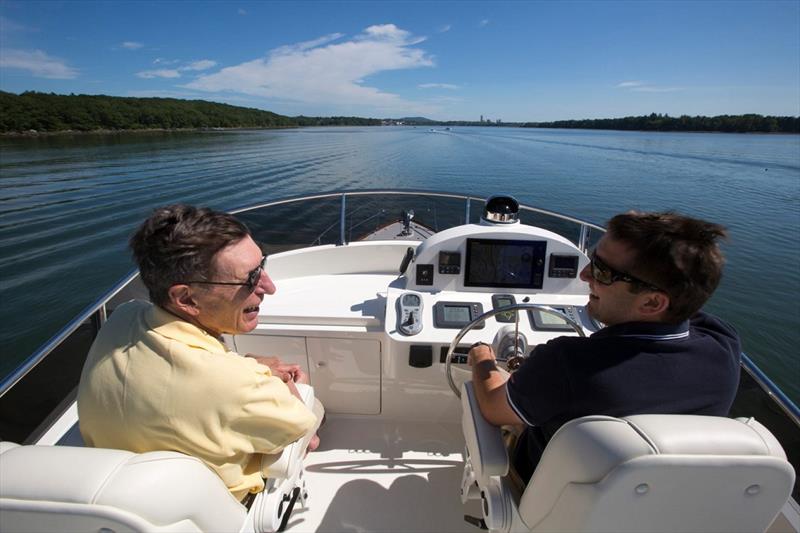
[77,300,316,500]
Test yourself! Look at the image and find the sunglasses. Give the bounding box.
[184,255,266,292]
[589,250,663,292]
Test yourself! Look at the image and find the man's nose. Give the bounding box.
[255,270,276,295]
[579,263,592,283]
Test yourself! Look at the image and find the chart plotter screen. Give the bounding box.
[464,238,546,289]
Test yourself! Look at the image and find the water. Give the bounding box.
[1,127,798,404]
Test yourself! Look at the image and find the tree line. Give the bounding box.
[0,91,380,133]
[1,92,796,134]
[522,113,799,133]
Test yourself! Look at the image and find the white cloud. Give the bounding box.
[0,16,31,35]
[0,48,78,79]
[271,33,344,56]
[136,68,180,79]
[438,24,451,33]
[181,60,217,71]
[238,8,247,15]
[121,41,144,50]
[616,81,644,88]
[136,60,216,79]
[184,24,437,115]
[419,83,459,90]
[479,19,489,27]
[631,86,683,93]
[617,80,683,93]
[154,57,179,65]
[359,24,425,45]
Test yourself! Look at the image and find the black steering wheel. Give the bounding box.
[445,303,587,398]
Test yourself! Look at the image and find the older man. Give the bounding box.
[78,204,321,501]
[469,211,741,483]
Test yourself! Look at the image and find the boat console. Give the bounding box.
[233,195,597,420]
[388,218,596,339]
[384,208,598,400]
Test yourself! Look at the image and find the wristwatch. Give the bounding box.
[470,341,491,350]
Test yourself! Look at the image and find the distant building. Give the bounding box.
[480,115,484,123]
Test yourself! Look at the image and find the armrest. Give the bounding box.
[260,384,316,480]
[461,382,509,479]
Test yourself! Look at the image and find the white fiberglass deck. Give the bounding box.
[289,417,479,532]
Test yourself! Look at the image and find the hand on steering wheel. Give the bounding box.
[445,303,586,398]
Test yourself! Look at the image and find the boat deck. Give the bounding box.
[294,417,479,532]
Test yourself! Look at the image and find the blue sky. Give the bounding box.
[1,1,798,121]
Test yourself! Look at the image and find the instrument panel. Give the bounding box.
[405,223,588,294]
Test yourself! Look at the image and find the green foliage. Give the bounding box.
[1,92,796,134]
[293,115,381,126]
[521,113,799,133]
[0,91,379,133]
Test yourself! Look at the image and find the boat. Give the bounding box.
[1,190,797,532]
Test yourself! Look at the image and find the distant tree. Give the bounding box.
[522,113,799,133]
[0,91,381,133]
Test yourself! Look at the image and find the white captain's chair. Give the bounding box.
[0,383,317,533]
[460,381,796,533]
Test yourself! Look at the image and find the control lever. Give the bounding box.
[492,325,528,371]
[397,292,423,336]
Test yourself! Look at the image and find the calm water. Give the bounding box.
[1,127,798,403]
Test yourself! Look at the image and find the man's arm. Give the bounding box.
[244,354,320,452]
[469,344,524,427]
[245,354,308,384]
[245,354,309,404]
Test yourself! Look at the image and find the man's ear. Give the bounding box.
[638,290,670,319]
[167,284,201,317]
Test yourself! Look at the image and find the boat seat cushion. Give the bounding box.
[0,445,246,532]
[519,414,795,532]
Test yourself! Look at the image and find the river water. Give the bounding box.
[1,126,798,403]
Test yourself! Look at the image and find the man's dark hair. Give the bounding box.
[607,211,728,323]
[129,204,250,306]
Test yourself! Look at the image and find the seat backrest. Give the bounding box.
[520,414,795,533]
[0,443,246,533]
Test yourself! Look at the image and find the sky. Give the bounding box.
[1,0,798,122]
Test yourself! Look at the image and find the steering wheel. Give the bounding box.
[445,303,587,398]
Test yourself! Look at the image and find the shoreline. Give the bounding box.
[2,125,798,138]
[0,126,301,138]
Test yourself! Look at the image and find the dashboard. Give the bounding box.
[386,222,597,363]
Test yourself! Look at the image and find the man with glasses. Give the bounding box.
[468,211,741,484]
[78,204,322,502]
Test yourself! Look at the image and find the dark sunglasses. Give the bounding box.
[183,255,266,292]
[589,250,663,292]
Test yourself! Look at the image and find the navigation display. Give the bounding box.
[465,238,546,289]
[443,305,472,323]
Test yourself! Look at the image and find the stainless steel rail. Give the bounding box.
[0,270,138,397]
[742,352,800,424]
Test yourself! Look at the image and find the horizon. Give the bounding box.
[5,91,798,124]
[1,1,798,122]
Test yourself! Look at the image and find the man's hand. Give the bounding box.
[246,354,307,384]
[468,342,497,371]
